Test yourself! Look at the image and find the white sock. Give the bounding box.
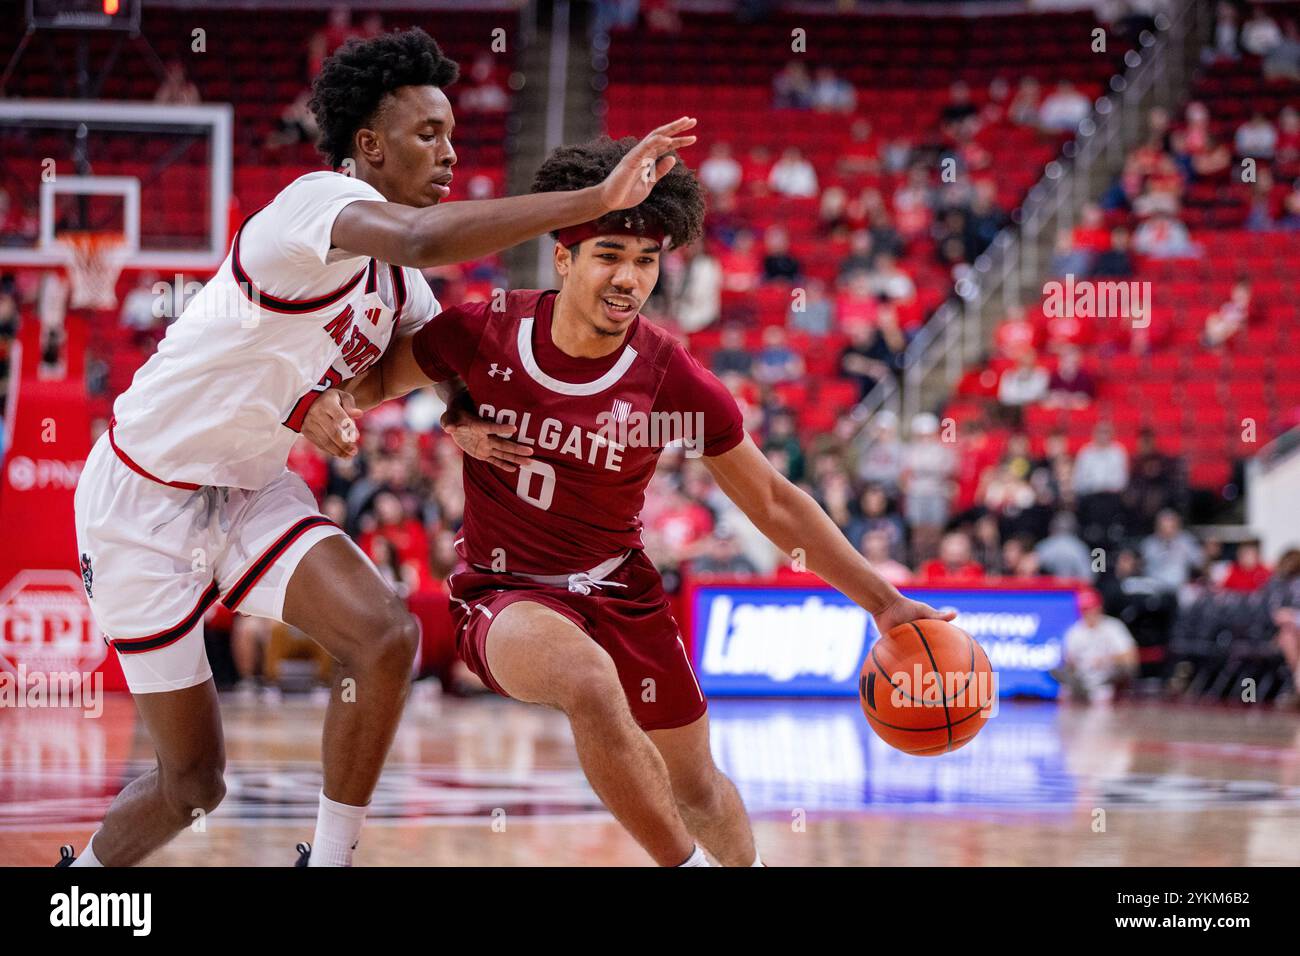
[751,850,764,867]
[69,831,103,867]
[677,844,710,867]
[308,791,368,867]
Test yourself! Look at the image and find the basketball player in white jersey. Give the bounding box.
[62,27,697,867]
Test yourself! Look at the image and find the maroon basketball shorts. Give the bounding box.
[448,549,707,731]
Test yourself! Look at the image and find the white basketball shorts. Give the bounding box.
[73,429,344,693]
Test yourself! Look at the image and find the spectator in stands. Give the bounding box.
[868,252,916,303]
[719,229,761,292]
[753,325,803,385]
[964,180,1007,259]
[1221,541,1271,591]
[768,147,819,198]
[710,324,753,377]
[1141,509,1205,593]
[892,166,934,242]
[1050,228,1095,276]
[849,483,907,559]
[1125,427,1180,530]
[861,528,912,585]
[836,273,880,330]
[742,145,775,196]
[308,5,362,79]
[1035,512,1094,581]
[1277,107,1300,169]
[155,59,199,106]
[838,319,890,399]
[763,408,806,482]
[810,66,856,113]
[1241,3,1283,56]
[917,531,985,582]
[358,491,430,593]
[1201,278,1255,349]
[1038,80,1090,133]
[818,186,850,238]
[664,238,721,333]
[1074,421,1129,497]
[691,527,758,577]
[1206,1,1241,61]
[856,411,904,493]
[978,444,1036,520]
[265,89,320,151]
[837,118,879,177]
[699,141,743,197]
[1045,346,1096,408]
[761,226,802,283]
[1091,226,1135,278]
[1235,111,1278,161]
[994,303,1037,359]
[1055,588,1139,704]
[1280,179,1300,228]
[1132,212,1201,259]
[997,348,1049,407]
[788,277,834,336]
[458,54,509,113]
[1264,19,1300,81]
[772,60,813,109]
[1274,605,1300,707]
[837,229,877,281]
[1071,203,1111,253]
[119,272,162,334]
[901,413,956,557]
[642,0,682,34]
[1189,133,1233,180]
[1009,76,1042,127]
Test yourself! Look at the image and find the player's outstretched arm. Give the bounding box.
[702,435,956,634]
[330,117,698,267]
[301,333,533,469]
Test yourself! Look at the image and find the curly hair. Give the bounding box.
[308,28,460,169]
[530,135,706,251]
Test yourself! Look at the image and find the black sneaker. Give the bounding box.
[54,845,76,867]
[294,842,311,867]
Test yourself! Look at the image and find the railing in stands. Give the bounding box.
[891,0,1211,433]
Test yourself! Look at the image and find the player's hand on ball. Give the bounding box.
[302,388,363,459]
[873,594,957,636]
[441,400,533,472]
[599,116,697,212]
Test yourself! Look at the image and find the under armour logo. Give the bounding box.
[488,363,513,381]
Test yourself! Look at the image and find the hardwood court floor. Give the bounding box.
[3,689,1299,866]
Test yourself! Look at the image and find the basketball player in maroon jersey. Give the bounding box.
[314,137,954,866]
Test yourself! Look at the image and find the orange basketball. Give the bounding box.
[859,619,995,756]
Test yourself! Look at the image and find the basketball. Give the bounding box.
[859,619,995,756]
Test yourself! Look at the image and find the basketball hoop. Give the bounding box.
[56,231,130,312]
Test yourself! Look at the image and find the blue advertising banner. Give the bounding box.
[690,583,1078,698]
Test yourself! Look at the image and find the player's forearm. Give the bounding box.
[411,186,609,266]
[752,479,903,615]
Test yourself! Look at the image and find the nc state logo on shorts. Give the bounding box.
[80,553,94,599]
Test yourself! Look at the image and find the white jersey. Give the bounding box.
[111,171,441,490]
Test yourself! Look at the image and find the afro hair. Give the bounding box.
[530,135,705,251]
[308,28,459,169]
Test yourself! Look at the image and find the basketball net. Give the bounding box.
[56,231,129,311]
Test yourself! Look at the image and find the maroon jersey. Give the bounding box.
[413,289,744,574]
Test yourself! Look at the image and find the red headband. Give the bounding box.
[554,217,666,248]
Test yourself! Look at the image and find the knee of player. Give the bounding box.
[557,657,627,720]
[673,768,725,815]
[164,763,227,818]
[349,604,419,673]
